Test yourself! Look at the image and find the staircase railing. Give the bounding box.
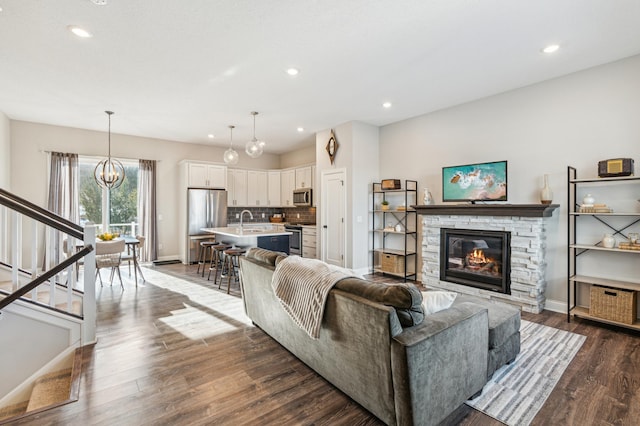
[0,188,97,344]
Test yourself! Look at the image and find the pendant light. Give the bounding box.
[94,111,125,189]
[223,125,239,164]
[245,111,265,158]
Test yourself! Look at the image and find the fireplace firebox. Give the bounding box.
[440,228,511,294]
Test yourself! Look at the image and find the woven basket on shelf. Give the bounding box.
[590,285,637,325]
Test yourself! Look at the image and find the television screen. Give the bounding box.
[442,160,507,202]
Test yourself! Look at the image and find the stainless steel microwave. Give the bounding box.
[293,188,312,206]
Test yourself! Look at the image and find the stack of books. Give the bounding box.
[618,242,640,251]
[578,203,613,213]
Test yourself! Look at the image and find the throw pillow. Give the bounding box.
[421,290,457,315]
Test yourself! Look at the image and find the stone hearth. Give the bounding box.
[416,205,558,313]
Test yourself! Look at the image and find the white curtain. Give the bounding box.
[47,152,79,264]
[137,159,157,262]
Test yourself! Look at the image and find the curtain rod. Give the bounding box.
[39,149,160,162]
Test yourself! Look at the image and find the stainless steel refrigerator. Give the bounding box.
[186,188,227,263]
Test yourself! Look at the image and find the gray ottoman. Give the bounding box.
[454,295,521,378]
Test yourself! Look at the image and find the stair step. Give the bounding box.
[0,401,28,422]
[26,368,72,412]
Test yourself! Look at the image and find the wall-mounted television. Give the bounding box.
[442,160,507,203]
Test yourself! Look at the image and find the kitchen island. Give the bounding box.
[202,225,292,254]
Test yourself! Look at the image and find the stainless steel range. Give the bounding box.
[284,224,302,255]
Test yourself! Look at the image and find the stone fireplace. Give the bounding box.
[415,204,558,313]
[440,228,511,294]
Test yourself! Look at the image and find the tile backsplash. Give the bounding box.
[227,207,316,224]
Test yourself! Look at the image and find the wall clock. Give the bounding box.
[326,130,338,164]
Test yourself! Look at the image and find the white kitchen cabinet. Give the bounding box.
[280,169,295,207]
[227,169,248,206]
[267,171,281,207]
[295,166,313,189]
[302,226,317,259]
[188,162,227,188]
[247,170,268,207]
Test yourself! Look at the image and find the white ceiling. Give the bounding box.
[2,0,640,154]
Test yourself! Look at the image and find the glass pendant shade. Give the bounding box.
[94,111,125,189]
[245,138,264,158]
[245,111,265,158]
[223,147,239,164]
[223,125,239,164]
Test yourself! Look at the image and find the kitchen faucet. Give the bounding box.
[240,210,253,229]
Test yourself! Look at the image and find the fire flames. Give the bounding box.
[465,248,499,273]
[467,249,488,265]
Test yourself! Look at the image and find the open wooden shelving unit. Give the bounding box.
[567,166,640,331]
[370,180,418,282]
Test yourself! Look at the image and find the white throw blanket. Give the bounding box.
[271,256,352,339]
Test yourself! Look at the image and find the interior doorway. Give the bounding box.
[321,169,346,266]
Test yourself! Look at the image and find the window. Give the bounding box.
[78,157,139,235]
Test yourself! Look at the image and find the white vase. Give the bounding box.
[540,174,553,205]
[583,193,595,206]
[602,233,615,248]
[423,188,434,205]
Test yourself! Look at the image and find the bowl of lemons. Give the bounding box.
[97,232,118,241]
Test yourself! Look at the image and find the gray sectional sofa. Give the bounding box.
[239,248,520,426]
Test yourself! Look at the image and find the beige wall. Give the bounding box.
[379,54,640,310]
[9,120,281,259]
[280,144,316,169]
[0,112,9,189]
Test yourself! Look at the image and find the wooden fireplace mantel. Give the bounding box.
[411,203,560,217]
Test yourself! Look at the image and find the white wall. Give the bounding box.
[316,122,379,270]
[10,120,281,260]
[379,54,640,309]
[0,112,9,189]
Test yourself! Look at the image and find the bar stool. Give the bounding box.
[221,248,246,294]
[197,240,219,277]
[208,244,232,283]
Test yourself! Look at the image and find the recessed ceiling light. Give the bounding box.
[382,102,392,108]
[286,68,299,76]
[90,0,108,5]
[208,134,215,139]
[297,127,304,132]
[541,44,560,54]
[68,25,93,38]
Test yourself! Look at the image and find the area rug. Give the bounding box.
[466,320,586,426]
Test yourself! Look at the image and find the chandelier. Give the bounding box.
[94,111,125,189]
[223,125,239,164]
[245,111,265,158]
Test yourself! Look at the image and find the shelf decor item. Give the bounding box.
[598,158,634,178]
[602,233,616,248]
[540,174,553,204]
[423,188,434,205]
[590,285,637,325]
[582,193,595,206]
[381,179,401,190]
[381,200,390,210]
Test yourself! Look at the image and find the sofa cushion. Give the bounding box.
[454,295,520,349]
[245,247,286,266]
[335,278,424,327]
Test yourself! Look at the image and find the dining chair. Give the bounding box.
[121,235,146,285]
[95,239,126,289]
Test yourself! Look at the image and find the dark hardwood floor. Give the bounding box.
[10,263,640,425]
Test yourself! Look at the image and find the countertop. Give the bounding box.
[202,226,292,238]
